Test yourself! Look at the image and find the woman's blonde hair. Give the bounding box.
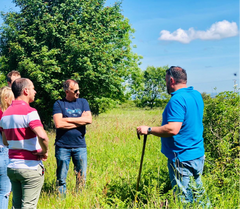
[0,86,14,112]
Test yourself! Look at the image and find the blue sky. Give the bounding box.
[0,0,239,93]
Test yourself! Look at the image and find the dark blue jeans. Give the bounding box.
[0,147,11,209]
[55,146,87,195]
[168,156,210,207]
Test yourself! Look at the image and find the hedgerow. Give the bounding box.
[203,91,240,192]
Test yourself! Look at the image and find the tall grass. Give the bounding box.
[8,107,239,208]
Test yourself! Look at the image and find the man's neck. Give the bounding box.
[15,96,29,104]
[65,96,76,102]
[173,83,187,92]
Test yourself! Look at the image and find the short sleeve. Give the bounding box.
[82,99,91,112]
[28,109,43,130]
[53,100,62,115]
[167,97,185,122]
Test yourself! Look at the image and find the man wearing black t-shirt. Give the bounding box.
[53,79,92,197]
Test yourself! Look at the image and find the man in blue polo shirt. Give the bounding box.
[137,66,209,206]
[53,79,92,197]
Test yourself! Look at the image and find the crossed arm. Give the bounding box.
[137,122,182,138]
[53,111,92,129]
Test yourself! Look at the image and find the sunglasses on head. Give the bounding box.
[166,66,175,78]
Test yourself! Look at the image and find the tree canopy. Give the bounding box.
[131,65,170,108]
[0,0,142,126]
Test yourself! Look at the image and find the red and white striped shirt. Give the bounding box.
[0,100,43,169]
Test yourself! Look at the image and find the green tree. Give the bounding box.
[0,0,141,126]
[0,72,6,88]
[132,65,170,108]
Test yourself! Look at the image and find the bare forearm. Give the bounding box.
[54,119,79,129]
[2,132,8,146]
[137,122,182,137]
[66,116,92,126]
[38,136,49,153]
[32,127,49,153]
[53,112,92,129]
[151,125,176,137]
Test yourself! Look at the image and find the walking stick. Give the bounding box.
[136,133,147,191]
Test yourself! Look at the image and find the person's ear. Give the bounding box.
[23,87,29,96]
[170,77,175,84]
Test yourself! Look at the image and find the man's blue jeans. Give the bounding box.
[168,156,210,207]
[0,147,11,209]
[55,146,87,195]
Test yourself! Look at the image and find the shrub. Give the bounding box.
[203,91,240,190]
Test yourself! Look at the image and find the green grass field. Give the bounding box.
[8,107,239,208]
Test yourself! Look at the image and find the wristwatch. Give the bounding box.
[147,127,152,135]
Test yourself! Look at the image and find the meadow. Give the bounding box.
[8,107,239,208]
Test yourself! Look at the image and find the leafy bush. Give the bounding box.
[117,100,136,109]
[203,91,240,190]
[134,97,170,109]
[90,97,118,115]
[201,92,211,101]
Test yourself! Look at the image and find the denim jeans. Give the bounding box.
[7,164,44,209]
[55,146,87,195]
[168,156,210,207]
[0,147,11,209]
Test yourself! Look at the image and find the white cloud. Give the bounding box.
[158,20,239,44]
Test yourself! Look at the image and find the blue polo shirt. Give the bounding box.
[161,86,205,162]
[53,98,91,148]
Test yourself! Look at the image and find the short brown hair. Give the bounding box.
[7,70,21,83]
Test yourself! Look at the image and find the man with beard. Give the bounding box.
[137,66,209,206]
[53,79,92,197]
